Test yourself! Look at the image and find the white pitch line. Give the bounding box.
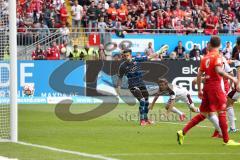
[158,121,214,129]
[14,121,213,160]
[103,152,240,156]
[128,118,214,129]
[17,141,119,160]
[0,156,18,160]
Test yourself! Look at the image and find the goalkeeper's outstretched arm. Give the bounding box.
[149,92,160,110]
[116,78,122,96]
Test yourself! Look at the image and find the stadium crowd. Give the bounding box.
[85,0,240,34]
[15,0,240,34]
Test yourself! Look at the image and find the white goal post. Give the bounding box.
[0,0,17,142]
[9,0,18,142]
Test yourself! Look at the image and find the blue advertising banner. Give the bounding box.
[111,34,238,56]
[17,60,85,97]
[0,60,85,104]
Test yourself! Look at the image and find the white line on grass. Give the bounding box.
[103,153,240,156]
[14,121,214,160]
[17,141,119,160]
[128,118,214,129]
[0,156,18,160]
[158,121,214,128]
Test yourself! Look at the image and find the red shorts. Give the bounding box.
[200,86,227,112]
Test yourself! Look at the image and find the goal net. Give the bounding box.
[0,0,17,142]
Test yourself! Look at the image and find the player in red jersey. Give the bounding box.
[192,48,233,138]
[177,36,240,146]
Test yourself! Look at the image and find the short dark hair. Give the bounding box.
[237,37,240,46]
[158,78,168,84]
[122,49,132,55]
[210,36,221,48]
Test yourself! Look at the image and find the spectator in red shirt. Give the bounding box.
[136,18,146,32]
[31,0,43,13]
[60,3,68,25]
[136,14,146,32]
[204,12,219,35]
[164,16,173,32]
[17,1,24,17]
[117,4,128,23]
[191,0,204,7]
[47,41,60,60]
[107,3,118,22]
[19,0,26,5]
[173,5,185,20]
[180,0,190,9]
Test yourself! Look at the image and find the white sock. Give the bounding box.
[196,108,200,113]
[227,107,236,129]
[171,107,183,116]
[208,114,222,135]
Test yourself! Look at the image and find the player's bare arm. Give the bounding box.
[236,67,240,91]
[149,91,160,110]
[197,70,204,99]
[116,78,122,95]
[228,71,234,89]
[192,77,206,86]
[215,66,238,84]
[166,99,175,113]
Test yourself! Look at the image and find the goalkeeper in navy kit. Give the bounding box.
[116,49,153,126]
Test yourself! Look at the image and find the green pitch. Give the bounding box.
[1,103,240,160]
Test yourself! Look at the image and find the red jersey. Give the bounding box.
[157,17,164,28]
[60,6,68,24]
[47,46,60,60]
[200,50,223,87]
[107,7,117,21]
[199,50,227,112]
[206,16,218,29]
[180,0,190,7]
[117,9,128,22]
[192,0,204,6]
